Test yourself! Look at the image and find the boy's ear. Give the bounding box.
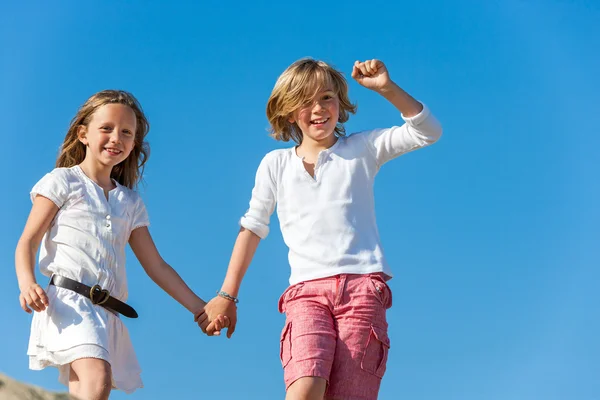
[77,125,88,145]
[288,116,295,124]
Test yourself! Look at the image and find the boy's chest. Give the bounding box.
[276,154,375,215]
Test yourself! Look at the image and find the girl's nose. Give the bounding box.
[109,131,122,143]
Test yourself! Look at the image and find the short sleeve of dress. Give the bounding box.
[30,169,70,208]
[131,193,150,231]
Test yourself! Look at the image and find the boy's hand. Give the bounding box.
[19,282,48,313]
[204,295,238,338]
[194,304,229,336]
[352,59,392,92]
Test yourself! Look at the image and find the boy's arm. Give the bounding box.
[352,59,422,117]
[353,59,442,164]
[204,227,261,338]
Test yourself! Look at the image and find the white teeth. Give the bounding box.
[311,118,329,124]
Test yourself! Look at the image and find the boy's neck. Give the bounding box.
[296,135,337,162]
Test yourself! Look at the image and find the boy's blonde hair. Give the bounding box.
[266,58,357,144]
[56,90,150,189]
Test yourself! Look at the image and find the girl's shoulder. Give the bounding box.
[31,166,80,207]
[44,166,80,181]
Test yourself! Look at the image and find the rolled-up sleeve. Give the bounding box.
[239,154,277,239]
[367,103,443,167]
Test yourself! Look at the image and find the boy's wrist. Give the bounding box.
[217,290,239,304]
[375,81,399,95]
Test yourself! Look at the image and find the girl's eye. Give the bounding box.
[123,130,133,136]
[100,126,111,131]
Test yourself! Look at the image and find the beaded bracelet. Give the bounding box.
[216,290,239,304]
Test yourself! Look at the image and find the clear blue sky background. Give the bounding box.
[1,1,598,399]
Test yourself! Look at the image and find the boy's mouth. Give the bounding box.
[310,118,329,125]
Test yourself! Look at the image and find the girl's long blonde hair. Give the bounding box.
[56,90,150,189]
[266,58,357,144]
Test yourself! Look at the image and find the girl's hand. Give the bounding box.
[351,59,392,92]
[19,282,49,313]
[203,295,238,338]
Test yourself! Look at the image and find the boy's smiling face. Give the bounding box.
[289,88,340,144]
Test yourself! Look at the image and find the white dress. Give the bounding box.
[27,165,149,393]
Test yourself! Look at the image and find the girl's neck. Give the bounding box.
[79,158,115,191]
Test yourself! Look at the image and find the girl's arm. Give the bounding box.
[15,196,59,313]
[129,227,225,333]
[204,227,261,338]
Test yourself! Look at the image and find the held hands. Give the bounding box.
[194,302,229,336]
[351,59,393,92]
[19,282,49,313]
[203,295,238,338]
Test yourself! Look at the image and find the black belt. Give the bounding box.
[50,275,138,318]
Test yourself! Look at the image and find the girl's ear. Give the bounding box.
[77,125,88,146]
[288,116,295,124]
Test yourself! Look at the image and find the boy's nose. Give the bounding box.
[313,101,325,111]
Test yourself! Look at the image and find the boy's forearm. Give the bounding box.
[376,81,423,118]
[220,228,261,297]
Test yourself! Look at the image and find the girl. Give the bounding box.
[203,59,442,400]
[15,90,226,399]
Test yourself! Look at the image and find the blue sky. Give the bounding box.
[1,1,598,399]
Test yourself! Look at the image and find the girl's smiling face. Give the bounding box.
[78,104,137,169]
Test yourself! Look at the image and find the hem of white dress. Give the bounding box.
[29,344,143,394]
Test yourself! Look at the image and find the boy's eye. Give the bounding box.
[100,126,111,131]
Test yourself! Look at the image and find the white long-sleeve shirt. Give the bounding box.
[240,104,442,285]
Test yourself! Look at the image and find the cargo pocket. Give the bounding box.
[360,325,390,378]
[280,321,293,368]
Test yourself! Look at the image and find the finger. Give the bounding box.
[354,60,368,76]
[364,60,375,74]
[213,319,223,331]
[227,321,237,339]
[352,61,362,79]
[193,309,205,322]
[359,62,370,77]
[25,293,41,312]
[35,286,49,307]
[372,59,382,72]
[199,316,210,332]
[217,315,228,327]
[368,59,379,73]
[196,313,208,326]
[31,292,45,312]
[205,320,218,336]
[19,295,32,313]
[351,64,361,79]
